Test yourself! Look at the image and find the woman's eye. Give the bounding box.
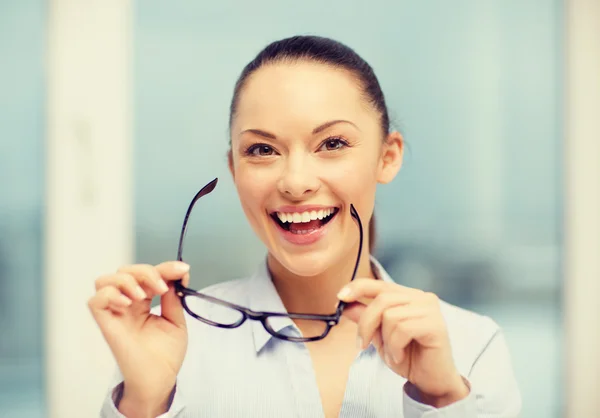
[321,137,348,151]
[247,144,275,156]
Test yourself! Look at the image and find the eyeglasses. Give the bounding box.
[174,178,364,343]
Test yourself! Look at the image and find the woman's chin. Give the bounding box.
[268,248,337,278]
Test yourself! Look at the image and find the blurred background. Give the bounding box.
[1,1,599,417]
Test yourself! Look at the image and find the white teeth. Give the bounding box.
[275,208,337,224]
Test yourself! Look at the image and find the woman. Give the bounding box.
[90,35,521,418]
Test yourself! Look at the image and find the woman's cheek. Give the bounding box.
[323,158,377,194]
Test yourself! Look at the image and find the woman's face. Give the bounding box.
[229,61,402,277]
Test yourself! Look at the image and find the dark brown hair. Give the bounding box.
[229,35,391,252]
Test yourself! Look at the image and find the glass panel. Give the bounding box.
[134,2,562,416]
[183,295,245,326]
[269,318,328,340]
[0,2,46,417]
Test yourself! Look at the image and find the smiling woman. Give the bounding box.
[228,39,402,278]
[90,35,521,418]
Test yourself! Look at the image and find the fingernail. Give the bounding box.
[134,286,147,300]
[158,280,169,293]
[356,336,363,350]
[337,287,352,300]
[174,262,190,273]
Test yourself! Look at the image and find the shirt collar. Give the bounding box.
[247,260,293,353]
[248,256,395,354]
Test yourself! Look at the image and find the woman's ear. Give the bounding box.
[377,131,403,184]
[228,149,235,181]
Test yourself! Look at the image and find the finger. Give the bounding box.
[88,286,132,315]
[341,294,410,324]
[372,328,384,354]
[342,302,386,352]
[337,278,414,303]
[160,281,186,328]
[146,271,189,295]
[117,264,171,295]
[180,272,190,288]
[341,301,367,324]
[356,293,413,349]
[154,261,191,282]
[387,317,436,365]
[95,272,147,301]
[106,302,129,315]
[381,305,429,352]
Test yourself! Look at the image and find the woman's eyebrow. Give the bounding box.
[240,119,359,140]
[312,119,359,134]
[240,129,276,139]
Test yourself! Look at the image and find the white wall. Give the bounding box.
[45,1,132,417]
[564,0,600,415]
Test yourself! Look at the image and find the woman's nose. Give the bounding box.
[276,159,320,199]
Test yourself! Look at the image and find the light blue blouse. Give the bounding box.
[101,258,521,417]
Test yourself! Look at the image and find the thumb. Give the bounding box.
[341,301,367,324]
[160,283,186,328]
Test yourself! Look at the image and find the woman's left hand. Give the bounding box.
[337,279,470,407]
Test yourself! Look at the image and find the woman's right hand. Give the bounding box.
[88,261,191,416]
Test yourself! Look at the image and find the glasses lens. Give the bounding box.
[183,294,245,326]
[266,317,329,340]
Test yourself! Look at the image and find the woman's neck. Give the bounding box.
[267,248,375,315]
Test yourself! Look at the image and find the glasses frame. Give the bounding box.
[174,178,364,342]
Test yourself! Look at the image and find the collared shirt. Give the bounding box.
[100,258,521,418]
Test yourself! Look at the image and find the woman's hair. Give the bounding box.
[228,35,391,252]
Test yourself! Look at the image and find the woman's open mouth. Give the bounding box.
[270,207,340,236]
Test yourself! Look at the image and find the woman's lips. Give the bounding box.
[271,209,339,245]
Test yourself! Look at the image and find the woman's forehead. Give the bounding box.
[234,62,370,128]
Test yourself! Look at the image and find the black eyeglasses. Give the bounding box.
[174,178,364,342]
